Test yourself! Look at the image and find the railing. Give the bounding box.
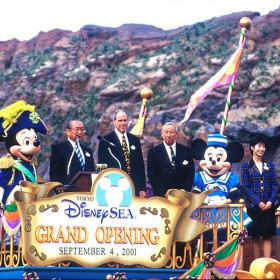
[0,233,71,267]
[166,202,246,269]
[0,202,246,269]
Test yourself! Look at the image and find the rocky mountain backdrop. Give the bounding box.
[0,8,279,181]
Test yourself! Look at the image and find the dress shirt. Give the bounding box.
[68,138,85,163]
[114,129,130,153]
[163,142,176,162]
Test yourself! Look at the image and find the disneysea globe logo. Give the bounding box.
[61,171,135,223]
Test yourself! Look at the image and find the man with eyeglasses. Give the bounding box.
[49,120,95,185]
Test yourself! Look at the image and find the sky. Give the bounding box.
[1,0,279,42]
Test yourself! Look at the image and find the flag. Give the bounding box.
[180,37,246,124]
[130,98,147,138]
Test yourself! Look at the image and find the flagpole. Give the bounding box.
[130,87,153,137]
[180,17,252,126]
[220,18,251,135]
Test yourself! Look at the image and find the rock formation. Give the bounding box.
[0,9,279,180]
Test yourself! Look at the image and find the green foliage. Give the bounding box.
[257,105,278,122]
[69,35,85,44]
[48,86,100,146]
[89,39,126,58]
[261,88,280,99]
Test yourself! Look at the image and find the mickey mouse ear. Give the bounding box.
[226,142,244,163]
[191,138,207,160]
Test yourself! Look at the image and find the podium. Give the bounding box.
[69,171,99,192]
[54,171,98,194]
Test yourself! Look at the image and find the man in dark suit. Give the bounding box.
[147,122,195,197]
[98,110,146,198]
[50,120,95,185]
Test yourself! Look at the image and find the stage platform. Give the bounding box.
[0,266,187,280]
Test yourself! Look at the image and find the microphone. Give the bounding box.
[97,135,116,146]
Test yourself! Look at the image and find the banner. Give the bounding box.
[15,168,209,267]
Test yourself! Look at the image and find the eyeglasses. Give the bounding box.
[70,128,86,133]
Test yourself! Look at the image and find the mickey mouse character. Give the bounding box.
[191,133,244,205]
[0,100,47,236]
[191,133,252,248]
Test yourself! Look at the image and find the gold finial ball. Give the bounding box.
[140,87,153,100]
[240,17,252,30]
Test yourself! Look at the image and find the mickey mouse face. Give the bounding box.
[205,147,227,164]
[9,128,41,162]
[199,146,231,177]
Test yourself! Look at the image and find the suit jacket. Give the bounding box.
[98,131,146,195]
[49,140,95,185]
[147,142,195,197]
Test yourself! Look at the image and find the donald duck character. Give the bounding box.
[0,100,47,238]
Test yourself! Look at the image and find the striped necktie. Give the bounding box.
[75,142,85,170]
[170,146,176,171]
[122,135,131,175]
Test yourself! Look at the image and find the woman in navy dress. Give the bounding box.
[241,135,278,259]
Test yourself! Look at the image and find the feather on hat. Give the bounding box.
[0,100,47,142]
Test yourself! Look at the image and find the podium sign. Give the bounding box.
[15,168,208,267]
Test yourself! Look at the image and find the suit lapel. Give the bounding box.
[65,140,77,175]
[66,140,76,162]
[127,133,135,151]
[160,143,172,166]
[80,144,89,165]
[112,131,122,150]
[175,143,181,168]
[111,132,125,162]
[66,139,74,151]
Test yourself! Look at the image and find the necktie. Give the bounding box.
[122,135,131,175]
[75,142,85,170]
[170,146,176,171]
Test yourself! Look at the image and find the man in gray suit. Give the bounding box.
[147,122,195,197]
[98,110,146,198]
